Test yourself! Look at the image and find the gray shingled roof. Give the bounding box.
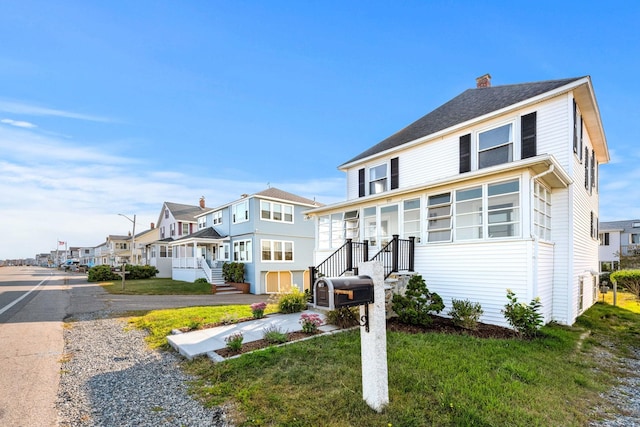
[174,226,226,241]
[341,77,584,166]
[600,219,640,232]
[164,202,206,222]
[254,187,322,207]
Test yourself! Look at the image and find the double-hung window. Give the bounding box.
[182,223,189,235]
[344,210,360,240]
[478,123,513,169]
[232,200,249,223]
[369,164,388,195]
[260,200,294,223]
[198,217,206,230]
[212,210,222,225]
[427,193,452,242]
[233,240,252,262]
[261,240,294,262]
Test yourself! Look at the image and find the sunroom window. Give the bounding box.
[487,180,520,238]
[478,123,513,169]
[427,193,452,242]
[403,199,421,242]
[455,186,483,240]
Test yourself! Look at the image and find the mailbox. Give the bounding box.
[314,276,374,309]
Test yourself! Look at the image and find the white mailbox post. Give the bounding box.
[357,261,389,412]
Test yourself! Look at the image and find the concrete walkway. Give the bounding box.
[167,310,339,361]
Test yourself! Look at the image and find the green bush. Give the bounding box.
[502,289,543,338]
[278,287,308,313]
[224,332,243,352]
[448,298,484,330]
[87,265,120,282]
[222,262,245,283]
[610,270,640,298]
[326,307,360,328]
[124,264,159,280]
[194,277,209,285]
[392,274,444,327]
[262,325,288,344]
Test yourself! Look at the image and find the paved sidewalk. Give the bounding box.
[167,310,339,360]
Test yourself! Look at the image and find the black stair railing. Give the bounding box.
[310,235,415,296]
[370,235,415,279]
[309,239,368,294]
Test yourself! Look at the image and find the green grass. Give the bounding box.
[601,290,640,313]
[99,277,212,295]
[131,304,278,348]
[131,297,640,426]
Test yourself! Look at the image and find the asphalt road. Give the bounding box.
[0,266,265,426]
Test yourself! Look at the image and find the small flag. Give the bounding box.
[59,241,65,246]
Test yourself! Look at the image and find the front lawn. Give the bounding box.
[131,299,640,426]
[99,278,212,295]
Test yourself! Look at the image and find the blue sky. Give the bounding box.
[1,1,639,259]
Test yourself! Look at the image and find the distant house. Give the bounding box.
[168,188,321,294]
[306,75,609,327]
[599,219,640,271]
[146,198,208,277]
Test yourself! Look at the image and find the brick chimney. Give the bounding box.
[476,73,491,88]
[199,196,205,209]
[150,222,155,229]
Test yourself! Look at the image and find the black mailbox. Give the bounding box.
[314,276,374,309]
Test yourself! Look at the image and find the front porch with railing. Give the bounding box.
[309,235,415,293]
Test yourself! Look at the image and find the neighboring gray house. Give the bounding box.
[306,75,609,327]
[599,219,640,271]
[171,187,321,294]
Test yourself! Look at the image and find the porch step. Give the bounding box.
[213,283,243,295]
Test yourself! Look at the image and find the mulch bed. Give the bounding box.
[212,315,517,359]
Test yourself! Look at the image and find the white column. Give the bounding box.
[358,261,389,412]
[194,242,198,268]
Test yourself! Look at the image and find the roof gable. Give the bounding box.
[341,77,585,166]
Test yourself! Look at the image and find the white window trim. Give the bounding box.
[233,239,252,263]
[260,200,295,223]
[475,119,517,170]
[261,239,294,262]
[212,210,223,225]
[368,162,389,195]
[232,200,249,224]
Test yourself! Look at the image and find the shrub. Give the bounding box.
[502,289,543,338]
[220,313,238,325]
[278,287,308,313]
[224,332,243,352]
[610,270,640,298]
[87,265,120,282]
[299,313,323,333]
[222,262,245,283]
[194,277,208,285]
[250,302,267,319]
[124,264,159,280]
[263,325,288,344]
[448,299,484,330]
[392,274,444,327]
[326,307,360,328]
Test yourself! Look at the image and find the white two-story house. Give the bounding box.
[306,74,609,327]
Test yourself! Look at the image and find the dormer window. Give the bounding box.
[478,123,513,169]
[369,164,388,195]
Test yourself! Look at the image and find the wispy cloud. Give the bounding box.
[1,118,37,128]
[0,99,114,123]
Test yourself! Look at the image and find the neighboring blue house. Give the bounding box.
[171,187,321,294]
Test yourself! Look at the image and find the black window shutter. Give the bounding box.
[573,100,578,154]
[521,112,537,159]
[358,168,365,197]
[390,157,399,190]
[590,150,596,190]
[459,134,471,173]
[584,147,589,189]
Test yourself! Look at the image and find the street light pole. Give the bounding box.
[118,213,137,265]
